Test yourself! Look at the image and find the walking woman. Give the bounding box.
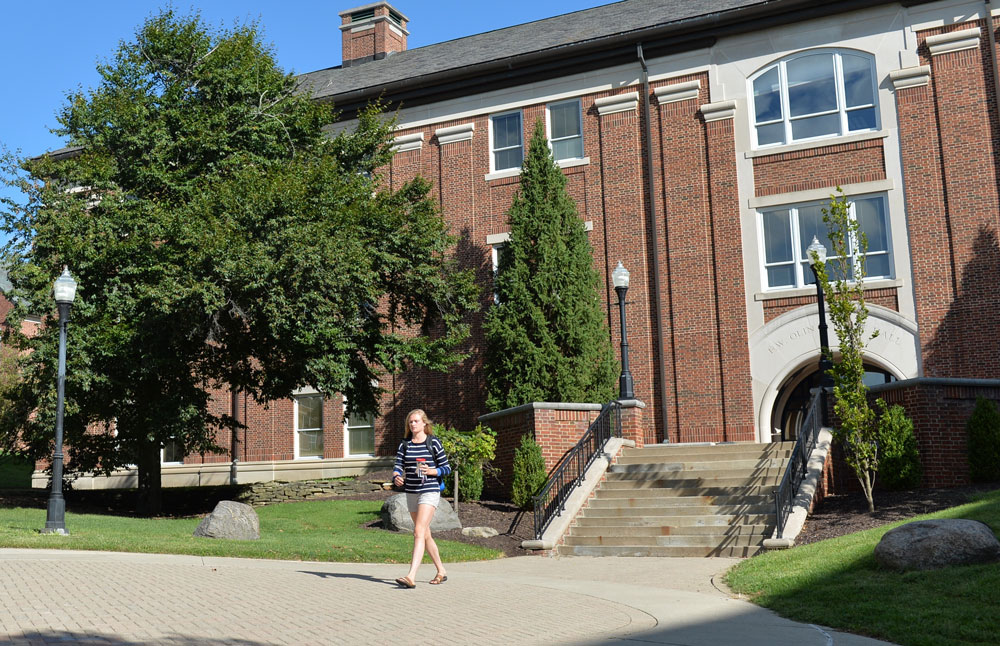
[392,408,451,588]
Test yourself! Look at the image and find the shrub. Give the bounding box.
[875,399,922,491]
[435,424,497,503]
[967,397,1000,482]
[511,434,547,509]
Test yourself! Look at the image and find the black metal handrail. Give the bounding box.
[531,401,622,540]
[774,388,824,539]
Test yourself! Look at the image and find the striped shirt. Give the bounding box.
[393,436,451,495]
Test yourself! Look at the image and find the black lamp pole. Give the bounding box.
[612,261,634,400]
[807,238,834,425]
[44,267,77,535]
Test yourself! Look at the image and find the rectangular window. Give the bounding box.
[491,242,508,304]
[491,111,523,171]
[162,438,184,464]
[759,194,891,290]
[547,100,583,161]
[345,408,375,456]
[295,394,324,459]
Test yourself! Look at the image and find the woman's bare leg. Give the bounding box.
[405,504,436,581]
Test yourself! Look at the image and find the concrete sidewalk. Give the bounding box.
[0,549,896,645]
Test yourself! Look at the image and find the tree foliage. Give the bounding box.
[511,433,547,510]
[435,423,497,505]
[875,399,922,491]
[967,397,1000,482]
[0,10,476,513]
[483,122,617,411]
[813,189,881,512]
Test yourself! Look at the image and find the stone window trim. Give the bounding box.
[744,128,889,160]
[701,100,737,122]
[484,157,590,182]
[925,27,981,56]
[754,277,903,302]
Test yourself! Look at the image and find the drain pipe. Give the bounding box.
[986,1,1000,234]
[636,43,671,444]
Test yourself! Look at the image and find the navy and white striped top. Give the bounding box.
[393,436,451,495]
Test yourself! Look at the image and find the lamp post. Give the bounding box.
[43,266,77,535]
[612,261,634,400]
[807,237,834,424]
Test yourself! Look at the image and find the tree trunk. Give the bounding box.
[861,470,875,513]
[136,440,163,516]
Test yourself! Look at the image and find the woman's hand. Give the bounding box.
[393,473,404,487]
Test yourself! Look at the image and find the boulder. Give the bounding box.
[462,526,499,538]
[380,494,462,532]
[874,519,1000,571]
[193,500,260,540]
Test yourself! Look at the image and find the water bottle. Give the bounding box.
[416,458,427,485]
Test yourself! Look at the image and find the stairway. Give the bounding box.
[559,442,795,557]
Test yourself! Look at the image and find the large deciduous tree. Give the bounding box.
[483,122,617,411]
[0,11,475,513]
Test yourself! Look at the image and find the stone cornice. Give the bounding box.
[595,92,639,116]
[391,132,424,152]
[435,123,474,144]
[654,80,701,104]
[700,100,737,122]
[890,65,931,90]
[926,27,981,56]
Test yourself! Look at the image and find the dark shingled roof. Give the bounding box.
[298,0,768,102]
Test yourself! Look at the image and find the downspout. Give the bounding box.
[637,44,671,443]
[986,0,1000,234]
[230,386,241,485]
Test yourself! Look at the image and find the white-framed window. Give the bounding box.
[491,242,509,304]
[490,110,523,171]
[750,49,878,148]
[547,99,583,161]
[162,438,184,464]
[344,397,375,456]
[294,393,324,459]
[758,193,891,290]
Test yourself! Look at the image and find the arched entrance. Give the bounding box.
[770,362,897,442]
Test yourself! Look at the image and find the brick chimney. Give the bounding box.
[340,2,409,67]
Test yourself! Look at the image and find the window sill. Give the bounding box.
[754,277,902,301]
[557,157,590,169]
[485,168,522,182]
[745,129,888,159]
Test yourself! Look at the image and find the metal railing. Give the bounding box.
[531,401,622,540]
[774,388,825,539]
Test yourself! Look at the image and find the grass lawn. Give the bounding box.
[0,454,34,489]
[0,499,503,563]
[725,489,1000,646]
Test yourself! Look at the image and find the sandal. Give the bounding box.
[429,574,448,585]
[395,576,416,589]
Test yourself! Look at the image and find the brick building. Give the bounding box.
[33,0,1000,489]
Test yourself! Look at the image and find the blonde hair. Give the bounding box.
[404,408,433,438]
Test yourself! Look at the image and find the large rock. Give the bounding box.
[380,494,462,532]
[874,519,1000,571]
[193,500,260,540]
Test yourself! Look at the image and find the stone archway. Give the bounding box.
[749,304,919,443]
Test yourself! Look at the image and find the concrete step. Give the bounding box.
[604,474,785,488]
[599,482,779,496]
[576,510,774,527]
[586,498,773,514]
[557,544,765,558]
[612,457,791,471]
[622,442,795,459]
[591,492,774,505]
[568,524,772,537]
[562,534,766,547]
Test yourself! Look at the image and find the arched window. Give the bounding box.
[750,50,878,148]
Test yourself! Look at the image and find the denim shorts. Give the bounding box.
[406,491,441,512]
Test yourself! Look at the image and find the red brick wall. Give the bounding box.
[752,138,886,198]
[762,287,899,324]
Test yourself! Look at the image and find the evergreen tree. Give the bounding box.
[483,122,617,410]
[0,10,476,514]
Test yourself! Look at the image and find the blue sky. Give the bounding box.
[0,0,609,208]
